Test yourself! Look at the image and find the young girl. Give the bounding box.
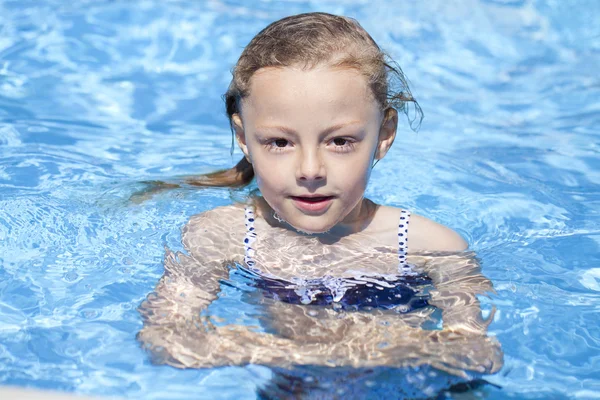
[138,12,502,395]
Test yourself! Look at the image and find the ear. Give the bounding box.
[375,108,398,160]
[232,114,251,162]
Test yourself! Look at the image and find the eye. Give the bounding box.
[264,138,291,152]
[330,137,355,153]
[274,139,288,148]
[332,138,348,146]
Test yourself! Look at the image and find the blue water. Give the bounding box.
[1,0,599,398]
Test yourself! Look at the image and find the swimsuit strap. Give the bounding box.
[244,205,413,275]
[244,205,258,271]
[398,210,412,274]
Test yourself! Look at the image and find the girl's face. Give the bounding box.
[233,66,397,234]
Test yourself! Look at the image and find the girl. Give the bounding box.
[138,12,502,395]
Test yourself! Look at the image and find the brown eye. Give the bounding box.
[333,138,347,146]
[274,139,288,147]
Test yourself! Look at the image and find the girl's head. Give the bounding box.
[191,12,421,233]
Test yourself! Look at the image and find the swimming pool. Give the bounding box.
[0,0,598,398]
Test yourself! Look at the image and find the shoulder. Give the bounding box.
[184,203,245,230]
[374,205,468,252]
[408,213,468,252]
[182,203,247,257]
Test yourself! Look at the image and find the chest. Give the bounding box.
[246,228,402,279]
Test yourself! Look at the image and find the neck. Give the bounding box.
[334,197,377,235]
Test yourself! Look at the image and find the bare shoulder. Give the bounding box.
[184,203,245,231]
[408,213,468,252]
[374,205,468,252]
[182,203,246,258]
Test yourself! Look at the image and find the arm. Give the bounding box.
[143,301,501,376]
[137,249,226,328]
[416,251,497,334]
[137,208,243,364]
[402,210,494,333]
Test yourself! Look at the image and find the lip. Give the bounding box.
[290,195,335,214]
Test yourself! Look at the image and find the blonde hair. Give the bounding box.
[169,12,420,190]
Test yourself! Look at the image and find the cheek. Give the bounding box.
[334,156,373,189]
[253,162,286,192]
[344,170,371,198]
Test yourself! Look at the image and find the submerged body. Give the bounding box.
[138,201,502,378]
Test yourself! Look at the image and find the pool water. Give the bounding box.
[1,0,599,398]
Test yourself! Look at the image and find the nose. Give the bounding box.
[296,148,325,182]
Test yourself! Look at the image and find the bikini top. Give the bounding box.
[240,205,431,311]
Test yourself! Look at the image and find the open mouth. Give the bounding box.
[291,196,333,203]
[290,196,334,213]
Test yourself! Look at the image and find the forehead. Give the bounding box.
[241,66,380,123]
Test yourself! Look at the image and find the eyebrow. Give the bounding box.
[255,121,363,136]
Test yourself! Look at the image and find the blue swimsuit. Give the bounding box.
[242,206,432,312]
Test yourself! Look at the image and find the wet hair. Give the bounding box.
[138,12,422,195]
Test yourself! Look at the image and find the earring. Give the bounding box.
[372,159,380,169]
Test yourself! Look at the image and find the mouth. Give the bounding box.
[290,195,335,213]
